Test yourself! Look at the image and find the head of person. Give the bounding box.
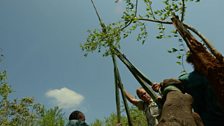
[136,87,151,102]
[69,110,85,121]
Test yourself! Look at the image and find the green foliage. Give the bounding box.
[91,119,103,126]
[38,106,65,126]
[0,71,11,99]
[0,68,65,126]
[81,22,123,57]
[0,70,37,125]
[90,106,147,126]
[104,113,126,126]
[81,0,202,74]
[81,0,201,57]
[127,106,147,126]
[123,21,148,44]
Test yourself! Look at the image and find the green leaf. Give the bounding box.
[172,48,178,52]
[176,61,181,65]
[177,55,182,59]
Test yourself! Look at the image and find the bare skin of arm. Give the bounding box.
[118,84,142,106]
[124,90,140,105]
[123,90,143,109]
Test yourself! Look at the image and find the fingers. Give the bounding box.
[152,83,160,92]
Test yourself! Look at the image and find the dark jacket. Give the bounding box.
[179,71,224,126]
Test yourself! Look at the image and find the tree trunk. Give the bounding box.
[171,16,224,110]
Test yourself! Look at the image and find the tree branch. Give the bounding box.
[184,24,224,62]
[138,18,172,24]
[180,0,186,22]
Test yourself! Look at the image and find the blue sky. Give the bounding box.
[1,0,224,124]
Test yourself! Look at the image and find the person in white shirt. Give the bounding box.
[122,87,160,126]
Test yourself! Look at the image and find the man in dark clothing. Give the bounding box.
[153,71,224,126]
[179,70,224,126]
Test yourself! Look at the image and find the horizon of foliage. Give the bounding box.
[0,53,147,125]
[0,55,65,126]
[90,106,147,126]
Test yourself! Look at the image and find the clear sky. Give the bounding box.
[1,0,224,124]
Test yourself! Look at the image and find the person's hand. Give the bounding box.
[152,83,161,92]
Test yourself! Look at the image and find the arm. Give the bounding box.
[123,90,141,106]
[118,84,143,109]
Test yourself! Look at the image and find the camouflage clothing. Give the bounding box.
[136,100,159,126]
